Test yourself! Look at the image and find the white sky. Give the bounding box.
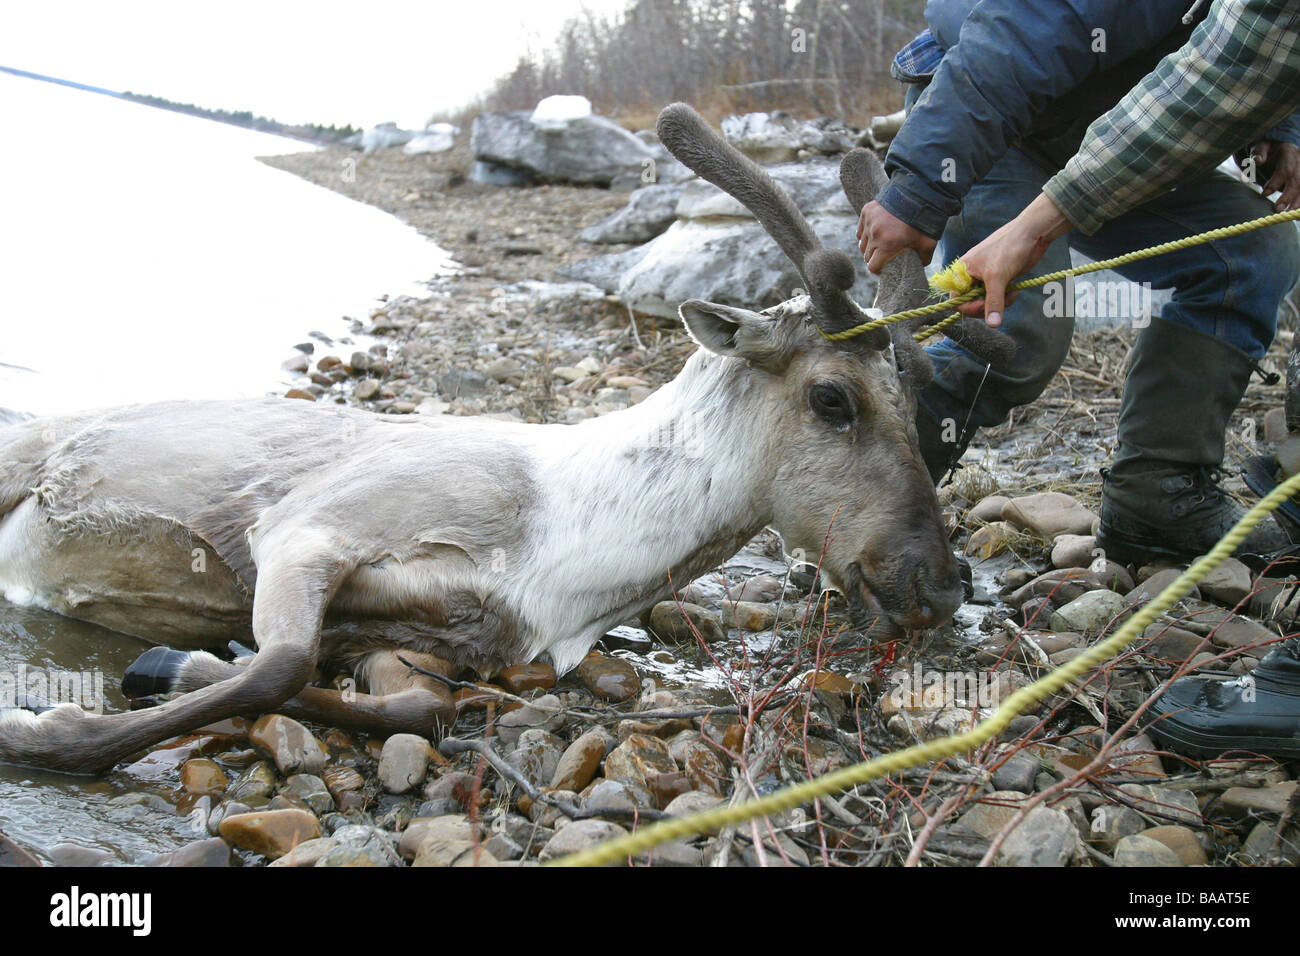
[0,0,632,129]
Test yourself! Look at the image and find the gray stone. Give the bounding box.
[580,182,686,244]
[1050,589,1130,633]
[1113,834,1184,866]
[991,754,1040,794]
[472,110,654,186]
[378,734,432,794]
[1198,558,1253,607]
[1087,805,1147,850]
[995,807,1082,867]
[283,774,334,815]
[538,819,629,861]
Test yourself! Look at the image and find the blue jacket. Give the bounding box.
[879,0,1300,239]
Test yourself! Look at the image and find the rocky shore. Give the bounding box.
[8,124,1294,869]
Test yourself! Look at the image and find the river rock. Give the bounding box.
[180,758,227,796]
[991,754,1040,794]
[413,838,500,867]
[1051,534,1097,569]
[575,652,639,702]
[720,600,780,631]
[1241,820,1300,865]
[957,791,1029,840]
[1002,493,1098,538]
[506,728,562,788]
[970,494,1011,522]
[399,815,477,859]
[146,837,231,867]
[604,733,677,788]
[283,774,334,815]
[1125,568,1198,606]
[266,837,338,867]
[1007,568,1107,609]
[472,109,654,186]
[965,521,1018,559]
[497,661,557,694]
[538,819,629,862]
[0,831,40,867]
[1140,825,1208,866]
[378,733,432,794]
[248,714,326,776]
[1220,781,1297,819]
[1087,805,1146,850]
[218,809,321,860]
[648,601,725,644]
[495,693,565,746]
[228,761,277,802]
[1198,558,1252,607]
[1118,784,1202,825]
[551,730,607,792]
[1208,613,1275,650]
[1113,834,1184,866]
[995,806,1082,866]
[664,791,724,816]
[1050,589,1129,633]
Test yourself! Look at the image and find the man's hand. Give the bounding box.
[857,201,937,274]
[1252,140,1300,211]
[953,192,1073,327]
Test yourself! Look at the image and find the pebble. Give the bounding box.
[1113,834,1184,866]
[1002,492,1098,538]
[1049,589,1129,633]
[322,766,365,799]
[957,791,1029,840]
[995,806,1081,867]
[648,601,725,644]
[1118,784,1202,825]
[1142,623,1207,662]
[575,652,639,701]
[248,714,326,776]
[399,815,477,860]
[551,730,607,792]
[720,600,780,631]
[506,729,562,789]
[228,761,277,803]
[422,771,485,813]
[664,791,724,816]
[354,378,381,400]
[439,368,489,396]
[991,754,1040,793]
[731,574,784,602]
[1240,820,1300,865]
[378,734,433,794]
[538,820,628,862]
[1008,568,1106,608]
[218,809,321,860]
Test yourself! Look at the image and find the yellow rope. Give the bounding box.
[823,205,1300,343]
[548,468,1300,866]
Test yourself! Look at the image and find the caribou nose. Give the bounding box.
[900,550,964,628]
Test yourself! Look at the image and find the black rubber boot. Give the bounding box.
[1146,637,1300,758]
[1096,319,1292,565]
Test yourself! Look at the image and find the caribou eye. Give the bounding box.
[808,382,854,428]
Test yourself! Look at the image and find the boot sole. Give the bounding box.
[1146,719,1300,760]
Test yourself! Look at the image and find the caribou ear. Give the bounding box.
[679,300,792,369]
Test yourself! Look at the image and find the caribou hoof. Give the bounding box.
[122,646,191,700]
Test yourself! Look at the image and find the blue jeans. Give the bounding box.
[917,146,1300,458]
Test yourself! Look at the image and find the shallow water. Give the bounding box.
[0,72,453,416]
[0,74,455,863]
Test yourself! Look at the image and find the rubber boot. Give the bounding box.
[1145,637,1300,758]
[1096,319,1292,565]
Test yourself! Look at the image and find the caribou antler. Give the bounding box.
[839,148,1016,370]
[656,103,888,348]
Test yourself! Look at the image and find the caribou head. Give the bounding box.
[657,104,1013,629]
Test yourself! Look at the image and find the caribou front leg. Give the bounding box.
[0,544,345,775]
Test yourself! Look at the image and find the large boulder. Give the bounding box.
[579,182,687,244]
[362,122,415,153]
[471,110,656,186]
[721,111,860,163]
[563,158,876,317]
[404,123,458,155]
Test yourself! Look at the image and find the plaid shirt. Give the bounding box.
[1045,0,1300,233]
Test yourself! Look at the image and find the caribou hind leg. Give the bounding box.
[120,644,454,739]
[0,542,344,774]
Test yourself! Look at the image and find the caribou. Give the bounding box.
[0,104,1012,773]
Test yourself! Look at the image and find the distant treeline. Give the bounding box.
[462,0,925,128]
[122,92,360,144]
